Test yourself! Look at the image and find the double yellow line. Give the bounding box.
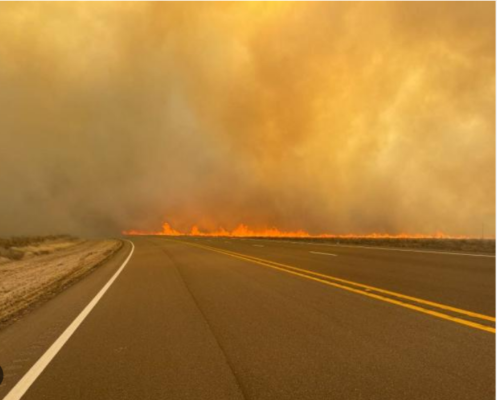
[169,239,496,334]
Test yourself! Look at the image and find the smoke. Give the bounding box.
[0,2,494,236]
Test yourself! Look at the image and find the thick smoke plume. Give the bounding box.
[0,2,494,237]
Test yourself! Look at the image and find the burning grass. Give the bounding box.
[124,222,494,254]
[123,222,474,240]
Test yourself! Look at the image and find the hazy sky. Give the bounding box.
[0,2,494,237]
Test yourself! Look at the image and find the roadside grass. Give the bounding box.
[0,235,77,262]
[258,237,496,254]
[0,237,122,327]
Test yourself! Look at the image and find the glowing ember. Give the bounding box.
[122,222,470,239]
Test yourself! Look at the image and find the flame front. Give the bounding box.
[122,222,470,239]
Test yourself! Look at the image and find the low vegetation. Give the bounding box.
[0,236,122,326]
[260,237,496,254]
[0,235,78,262]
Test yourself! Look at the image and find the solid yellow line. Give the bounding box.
[170,239,495,334]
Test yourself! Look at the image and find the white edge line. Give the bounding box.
[320,243,496,258]
[310,251,337,257]
[4,240,135,400]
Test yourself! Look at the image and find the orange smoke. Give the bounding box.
[122,222,470,239]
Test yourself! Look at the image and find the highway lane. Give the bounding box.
[0,237,494,400]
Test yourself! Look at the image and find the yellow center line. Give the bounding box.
[191,241,495,322]
[167,238,495,334]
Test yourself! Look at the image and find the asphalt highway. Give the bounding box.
[0,237,494,399]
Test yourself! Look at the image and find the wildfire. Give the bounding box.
[122,222,470,239]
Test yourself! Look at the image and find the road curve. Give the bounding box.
[0,237,494,400]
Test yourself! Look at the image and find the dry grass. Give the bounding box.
[0,238,122,326]
[259,237,496,254]
[0,235,78,262]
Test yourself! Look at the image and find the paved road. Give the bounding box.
[0,237,494,399]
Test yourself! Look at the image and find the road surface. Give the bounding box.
[0,237,494,399]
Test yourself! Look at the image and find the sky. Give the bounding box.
[0,2,495,237]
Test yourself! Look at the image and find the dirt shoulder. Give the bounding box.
[0,238,122,327]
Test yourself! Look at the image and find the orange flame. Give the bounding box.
[122,222,471,239]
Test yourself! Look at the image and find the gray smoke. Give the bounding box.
[0,2,494,237]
